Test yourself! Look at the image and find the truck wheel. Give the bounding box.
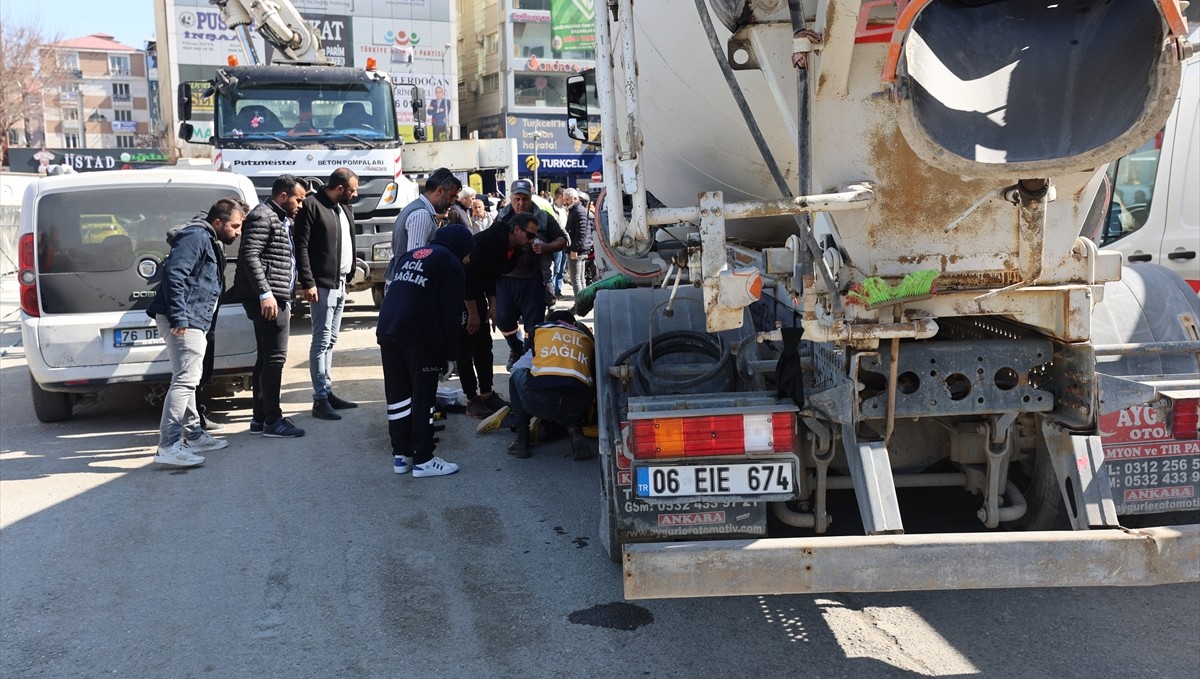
[372,284,385,309]
[598,466,624,563]
[1091,263,1200,376]
[1004,415,1068,531]
[30,375,73,423]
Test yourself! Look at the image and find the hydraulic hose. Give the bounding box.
[613,330,734,396]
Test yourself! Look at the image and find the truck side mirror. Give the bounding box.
[413,123,427,142]
[411,85,427,125]
[178,82,193,121]
[566,71,595,145]
[178,122,195,142]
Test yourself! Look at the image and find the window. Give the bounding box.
[63,107,80,121]
[62,53,80,70]
[114,109,132,121]
[1097,135,1163,246]
[485,32,499,55]
[481,73,499,94]
[7,129,21,146]
[112,83,131,102]
[116,135,136,148]
[64,133,80,149]
[109,55,130,76]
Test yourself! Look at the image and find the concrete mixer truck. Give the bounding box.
[565,0,1200,598]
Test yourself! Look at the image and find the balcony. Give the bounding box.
[112,93,132,103]
[59,91,80,103]
[112,120,137,133]
[69,69,83,79]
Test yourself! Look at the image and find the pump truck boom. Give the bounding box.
[568,0,1200,599]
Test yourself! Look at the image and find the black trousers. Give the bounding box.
[242,299,290,423]
[380,339,441,464]
[458,299,494,399]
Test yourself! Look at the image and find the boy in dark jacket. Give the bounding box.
[146,197,247,466]
[378,224,476,477]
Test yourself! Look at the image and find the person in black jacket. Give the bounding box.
[232,174,308,439]
[378,224,476,477]
[564,190,594,294]
[146,197,248,466]
[294,167,360,421]
[460,216,537,419]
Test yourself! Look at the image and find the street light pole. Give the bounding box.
[532,130,549,192]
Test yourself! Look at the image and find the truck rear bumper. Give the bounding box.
[622,524,1200,599]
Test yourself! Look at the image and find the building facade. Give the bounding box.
[457,0,600,194]
[39,34,154,151]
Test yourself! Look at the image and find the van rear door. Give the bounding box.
[32,184,254,371]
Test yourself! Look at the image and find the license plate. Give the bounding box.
[635,461,796,498]
[113,327,164,347]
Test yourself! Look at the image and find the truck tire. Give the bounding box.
[1091,263,1200,377]
[1008,265,1200,530]
[372,283,385,309]
[30,375,73,423]
[598,466,624,563]
[1004,415,1068,531]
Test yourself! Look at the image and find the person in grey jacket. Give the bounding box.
[232,174,308,438]
[146,197,248,466]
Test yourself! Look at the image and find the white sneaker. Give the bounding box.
[412,456,460,478]
[184,432,229,453]
[153,441,205,467]
[393,455,413,475]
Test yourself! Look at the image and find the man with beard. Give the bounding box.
[294,167,361,421]
[389,167,461,257]
[146,197,248,466]
[233,174,308,439]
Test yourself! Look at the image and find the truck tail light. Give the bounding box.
[18,233,38,317]
[1172,398,1199,440]
[629,413,794,459]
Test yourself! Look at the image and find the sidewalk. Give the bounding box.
[0,272,23,358]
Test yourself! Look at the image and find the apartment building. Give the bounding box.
[40,34,154,151]
[457,0,600,193]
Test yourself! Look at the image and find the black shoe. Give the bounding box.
[263,417,306,438]
[312,399,342,421]
[507,429,531,458]
[483,392,509,412]
[506,350,521,371]
[570,427,594,461]
[327,393,358,410]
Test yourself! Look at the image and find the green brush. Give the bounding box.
[846,270,939,308]
[572,273,634,316]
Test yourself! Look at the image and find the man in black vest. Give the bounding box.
[295,167,360,420]
[232,174,307,438]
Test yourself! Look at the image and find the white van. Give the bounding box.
[1097,29,1200,293]
[17,170,260,422]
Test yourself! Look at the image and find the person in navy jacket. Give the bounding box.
[378,224,476,477]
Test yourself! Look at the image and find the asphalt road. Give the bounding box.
[1,291,1197,678]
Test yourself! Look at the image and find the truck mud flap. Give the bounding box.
[622,525,1200,599]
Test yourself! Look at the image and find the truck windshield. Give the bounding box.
[215,81,397,144]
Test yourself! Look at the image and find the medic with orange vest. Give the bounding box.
[506,310,596,461]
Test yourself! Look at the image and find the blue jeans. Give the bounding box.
[551,250,568,296]
[155,318,206,446]
[508,367,592,430]
[309,281,346,400]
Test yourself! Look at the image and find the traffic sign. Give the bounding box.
[591,171,602,182]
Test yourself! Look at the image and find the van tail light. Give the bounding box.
[628,412,795,459]
[18,233,38,317]
[1172,398,1199,440]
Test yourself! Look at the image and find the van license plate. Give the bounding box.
[635,462,796,498]
[113,327,164,347]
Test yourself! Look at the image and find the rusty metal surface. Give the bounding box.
[623,524,1200,599]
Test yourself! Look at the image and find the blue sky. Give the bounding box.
[4,0,157,49]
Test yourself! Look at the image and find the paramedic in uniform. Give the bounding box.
[506,310,596,461]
